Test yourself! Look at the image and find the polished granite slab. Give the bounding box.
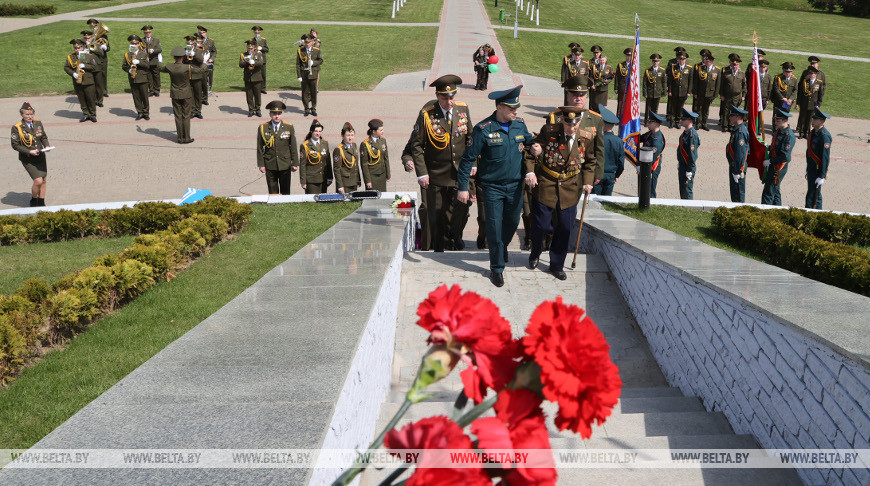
[582,207,870,367]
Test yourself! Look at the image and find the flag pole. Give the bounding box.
[753,31,766,143]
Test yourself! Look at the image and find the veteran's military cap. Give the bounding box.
[184,35,196,41]
[807,66,820,74]
[141,25,153,31]
[568,42,580,49]
[759,59,770,66]
[757,49,766,56]
[86,18,98,25]
[194,32,204,39]
[773,107,792,119]
[700,48,712,58]
[808,55,820,63]
[597,104,620,125]
[489,85,523,107]
[812,107,830,120]
[430,74,462,95]
[265,100,286,112]
[781,61,795,71]
[728,53,741,63]
[676,51,688,59]
[342,122,355,132]
[252,25,263,31]
[197,25,208,32]
[648,112,667,124]
[650,53,662,61]
[706,53,716,60]
[245,39,257,46]
[20,102,33,111]
[70,38,85,46]
[170,46,186,57]
[623,48,632,55]
[127,34,142,42]
[562,75,589,93]
[368,119,384,130]
[80,30,94,36]
[674,46,686,53]
[571,47,584,55]
[559,106,584,123]
[729,105,748,116]
[591,45,602,53]
[681,108,699,120]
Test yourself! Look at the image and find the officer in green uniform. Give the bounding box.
[257,100,298,194]
[184,35,206,119]
[691,49,711,113]
[240,39,265,117]
[457,86,536,287]
[141,25,162,97]
[411,75,473,252]
[592,105,624,196]
[643,53,666,125]
[759,59,772,110]
[524,105,596,281]
[333,122,361,194]
[11,102,50,207]
[726,105,749,203]
[719,53,747,132]
[86,19,109,103]
[796,67,823,139]
[192,32,212,105]
[197,25,216,99]
[677,108,700,200]
[561,47,588,105]
[590,50,613,113]
[762,107,795,206]
[64,39,99,122]
[296,34,323,116]
[299,119,332,194]
[81,30,106,107]
[159,47,202,144]
[771,62,798,114]
[122,35,151,120]
[800,56,826,106]
[252,26,269,93]
[640,112,666,197]
[693,52,720,131]
[360,119,391,191]
[667,51,692,129]
[615,48,632,118]
[805,108,832,209]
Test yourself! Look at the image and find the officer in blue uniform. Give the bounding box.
[762,107,795,206]
[640,112,666,198]
[592,105,624,196]
[805,107,832,209]
[677,108,700,200]
[726,105,749,202]
[458,86,537,287]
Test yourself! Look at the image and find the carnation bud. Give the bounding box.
[512,361,544,394]
[407,346,459,403]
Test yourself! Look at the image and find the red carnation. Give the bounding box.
[417,285,520,403]
[522,297,622,438]
[384,416,491,486]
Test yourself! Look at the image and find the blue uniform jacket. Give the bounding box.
[806,126,831,178]
[640,130,665,174]
[602,131,625,178]
[677,127,700,172]
[459,111,534,191]
[727,123,749,175]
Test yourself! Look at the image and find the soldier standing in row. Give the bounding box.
[640,112,666,198]
[615,48,631,118]
[141,25,162,97]
[677,108,700,200]
[252,26,269,94]
[719,53,746,132]
[643,53,666,125]
[759,59,772,110]
[81,30,106,108]
[805,108,832,209]
[771,61,798,113]
[561,46,588,104]
[796,67,823,139]
[360,119,390,191]
[691,49,711,114]
[257,100,298,194]
[693,52,720,131]
[299,119,332,194]
[590,52,613,112]
[240,40,265,117]
[11,102,50,207]
[86,19,109,103]
[333,122,361,194]
[297,34,323,116]
[123,35,151,121]
[184,35,206,119]
[800,56,826,106]
[667,51,692,129]
[725,105,749,203]
[160,47,201,144]
[593,105,624,196]
[761,108,795,206]
[197,26,216,100]
[64,39,98,122]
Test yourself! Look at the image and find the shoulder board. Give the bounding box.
[312,46,320,50]
[14,121,22,128]
[260,122,270,126]
[455,101,467,107]
[516,117,524,123]
[479,121,492,129]
[587,110,602,118]
[423,104,436,112]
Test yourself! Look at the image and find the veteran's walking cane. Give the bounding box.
[570,191,589,269]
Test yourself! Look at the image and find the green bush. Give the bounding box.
[121,243,174,278]
[111,259,156,301]
[807,0,870,17]
[0,3,56,16]
[93,253,121,267]
[46,290,84,338]
[16,278,52,305]
[73,266,116,308]
[171,214,228,245]
[182,196,253,232]
[768,208,870,246]
[175,228,208,257]
[0,295,42,343]
[0,315,27,385]
[712,206,870,296]
[51,272,78,293]
[0,223,28,245]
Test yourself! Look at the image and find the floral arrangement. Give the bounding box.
[333,285,622,485]
[392,194,415,209]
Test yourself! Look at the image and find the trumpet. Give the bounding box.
[75,56,84,84]
[126,52,137,79]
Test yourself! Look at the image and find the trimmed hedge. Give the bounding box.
[767,208,870,247]
[712,206,870,296]
[0,198,251,385]
[0,3,56,16]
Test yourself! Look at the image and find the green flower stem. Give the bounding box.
[379,463,411,486]
[456,393,499,428]
[331,398,412,486]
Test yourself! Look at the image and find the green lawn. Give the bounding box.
[673,0,812,11]
[6,0,145,16]
[496,30,867,119]
[487,0,870,58]
[112,0,444,22]
[0,202,358,450]
[0,235,134,296]
[0,21,437,97]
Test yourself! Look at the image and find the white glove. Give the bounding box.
[763,160,770,168]
[298,77,303,82]
[78,63,85,68]
[132,59,140,65]
[732,174,740,184]
[257,46,262,51]
[635,165,640,174]
[686,172,693,181]
[89,47,96,52]
[73,73,79,79]
[100,44,107,51]
[148,49,154,53]
[248,59,255,65]
[815,177,825,186]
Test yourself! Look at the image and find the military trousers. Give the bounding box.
[149,63,161,94]
[482,180,523,273]
[593,175,616,196]
[644,98,660,124]
[720,96,743,131]
[697,96,716,129]
[94,67,107,102]
[191,79,204,115]
[171,96,192,143]
[669,95,688,127]
[590,89,608,113]
[74,83,97,118]
[650,167,661,198]
[304,181,330,194]
[245,80,263,112]
[805,177,823,209]
[425,185,467,252]
[796,102,814,138]
[129,80,150,116]
[206,63,214,93]
[529,197,577,272]
[201,69,210,100]
[729,170,746,203]
[678,165,694,200]
[367,175,388,192]
[266,169,292,194]
[761,165,788,206]
[301,76,318,110]
[262,63,267,89]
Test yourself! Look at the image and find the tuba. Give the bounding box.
[127,52,137,79]
[94,22,110,46]
[75,55,85,84]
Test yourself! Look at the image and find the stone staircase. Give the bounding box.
[359,250,801,485]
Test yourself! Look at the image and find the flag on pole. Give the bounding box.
[620,16,642,166]
[745,42,767,180]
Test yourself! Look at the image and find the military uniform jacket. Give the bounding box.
[797,78,823,107]
[159,63,202,98]
[694,64,721,98]
[769,126,795,169]
[142,36,162,61]
[561,58,588,84]
[677,127,700,172]
[542,110,604,180]
[603,131,625,178]
[667,63,693,97]
[296,46,323,79]
[640,130,665,173]
[184,50,206,80]
[64,51,98,86]
[87,44,107,69]
[412,100,472,187]
[239,51,264,82]
[257,121,299,171]
[806,126,831,178]
[254,37,269,62]
[771,74,798,108]
[123,50,151,83]
[760,72,773,105]
[643,66,667,98]
[523,123,595,209]
[11,119,49,163]
[333,143,361,189]
[299,138,332,185]
[727,124,749,174]
[591,62,613,91]
[615,61,629,95]
[203,37,217,61]
[360,137,391,184]
[719,67,746,99]
[459,111,534,192]
[800,67,826,102]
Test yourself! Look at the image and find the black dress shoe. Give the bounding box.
[248,111,254,117]
[103,93,109,97]
[187,138,195,144]
[96,102,104,107]
[528,255,539,269]
[311,109,317,116]
[490,272,504,287]
[154,93,160,97]
[37,198,45,207]
[549,268,567,280]
[520,239,530,251]
[453,238,465,250]
[304,109,310,116]
[135,114,143,120]
[202,100,209,105]
[80,117,88,122]
[29,197,37,207]
[261,90,267,94]
[255,110,262,117]
[90,117,97,123]
[476,236,487,249]
[195,114,203,119]
[143,115,150,120]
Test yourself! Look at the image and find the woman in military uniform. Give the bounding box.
[360,119,390,192]
[11,102,50,207]
[332,122,361,194]
[299,119,332,194]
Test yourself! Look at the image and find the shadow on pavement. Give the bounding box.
[1,191,32,207]
[159,106,173,114]
[523,104,555,118]
[135,125,176,142]
[218,105,249,115]
[109,107,138,118]
[54,109,82,119]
